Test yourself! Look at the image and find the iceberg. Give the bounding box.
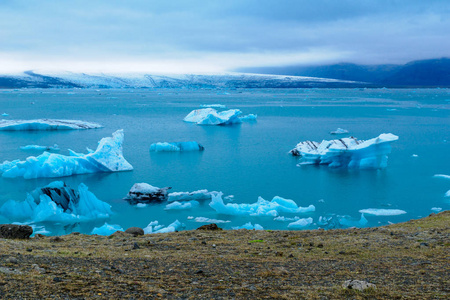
[2,113,9,117]
[330,128,349,135]
[434,174,450,180]
[168,190,218,202]
[240,114,257,122]
[183,108,242,125]
[232,222,264,230]
[290,133,399,169]
[20,144,60,151]
[273,216,300,222]
[287,217,313,229]
[0,130,133,179]
[200,104,226,109]
[339,214,368,227]
[150,141,204,152]
[164,201,199,210]
[193,217,230,223]
[0,181,112,223]
[124,183,171,204]
[143,220,183,234]
[209,193,315,217]
[0,119,102,130]
[431,207,442,212]
[446,190,450,197]
[358,208,407,216]
[91,223,123,236]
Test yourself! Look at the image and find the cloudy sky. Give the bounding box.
[0,0,449,73]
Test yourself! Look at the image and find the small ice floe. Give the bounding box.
[91,223,123,236]
[386,108,397,111]
[358,208,407,216]
[290,133,399,169]
[287,217,313,229]
[0,181,112,223]
[143,220,183,234]
[273,216,300,222]
[150,141,204,152]
[136,203,147,208]
[209,193,315,217]
[164,201,199,210]
[0,130,133,179]
[239,114,257,122]
[445,190,450,197]
[200,104,226,109]
[339,214,368,227]
[330,128,349,135]
[20,144,60,151]
[0,119,102,131]
[168,190,218,202]
[187,216,194,220]
[124,183,171,204]
[411,154,419,158]
[434,174,450,180]
[232,222,264,230]
[194,217,230,224]
[431,207,442,212]
[2,113,9,116]
[184,108,254,125]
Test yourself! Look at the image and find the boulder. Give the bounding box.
[125,227,144,236]
[0,224,33,239]
[342,280,376,291]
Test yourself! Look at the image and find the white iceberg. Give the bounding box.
[91,223,123,236]
[431,207,442,212]
[0,130,133,179]
[143,220,183,234]
[290,133,399,169]
[0,119,102,130]
[358,208,407,216]
[164,201,199,210]
[124,183,170,204]
[209,193,315,217]
[287,217,313,229]
[232,222,264,230]
[20,144,60,151]
[0,181,112,223]
[330,128,349,135]
[183,108,242,125]
[168,190,218,202]
[150,141,204,152]
[273,216,300,222]
[193,217,230,224]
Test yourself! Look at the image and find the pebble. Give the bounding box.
[53,277,62,283]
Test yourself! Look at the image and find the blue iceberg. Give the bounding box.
[143,220,183,234]
[287,217,313,229]
[209,193,315,217]
[150,141,204,152]
[290,133,399,169]
[91,223,123,236]
[0,130,133,179]
[0,119,102,130]
[164,201,199,210]
[183,108,242,125]
[0,181,112,223]
[232,222,264,230]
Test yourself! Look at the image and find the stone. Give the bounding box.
[50,236,63,242]
[0,224,33,239]
[0,267,22,275]
[342,280,376,291]
[196,223,223,231]
[125,227,144,236]
[6,257,18,264]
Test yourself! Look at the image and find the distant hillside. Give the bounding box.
[238,58,450,87]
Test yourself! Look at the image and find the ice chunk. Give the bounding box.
[445,190,450,197]
[330,128,349,135]
[0,130,133,179]
[339,214,368,227]
[20,144,60,151]
[358,208,407,216]
[0,119,102,130]
[209,193,315,217]
[240,114,257,122]
[273,216,300,222]
[287,217,313,228]
[143,220,183,234]
[168,190,218,202]
[2,113,9,116]
[290,133,399,169]
[91,223,123,236]
[150,141,204,152]
[124,183,170,204]
[0,181,112,223]
[164,201,199,210]
[194,217,230,223]
[200,104,226,109]
[232,222,264,230]
[183,108,242,125]
[434,174,450,180]
[431,207,442,212]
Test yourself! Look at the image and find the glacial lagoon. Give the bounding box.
[0,88,449,235]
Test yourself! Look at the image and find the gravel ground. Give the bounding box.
[0,211,448,299]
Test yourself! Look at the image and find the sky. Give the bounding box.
[0,0,449,74]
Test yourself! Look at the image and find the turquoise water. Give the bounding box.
[0,88,449,235]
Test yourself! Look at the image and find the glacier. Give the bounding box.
[232,222,264,230]
[359,208,407,216]
[124,183,171,204]
[143,220,183,234]
[168,190,218,202]
[164,201,199,210]
[0,181,112,223]
[20,144,60,151]
[290,133,399,169]
[91,223,124,236]
[209,193,315,217]
[150,141,204,152]
[0,130,133,179]
[0,119,102,130]
[184,108,243,125]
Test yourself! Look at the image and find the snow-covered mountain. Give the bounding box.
[0,71,363,89]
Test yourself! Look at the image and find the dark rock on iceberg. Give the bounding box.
[124,183,171,204]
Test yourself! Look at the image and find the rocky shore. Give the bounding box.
[0,211,448,299]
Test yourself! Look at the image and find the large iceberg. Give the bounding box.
[0,181,112,223]
[290,133,399,169]
[209,193,315,217]
[0,119,102,130]
[0,130,133,179]
[124,183,170,204]
[150,141,204,152]
[183,108,242,125]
